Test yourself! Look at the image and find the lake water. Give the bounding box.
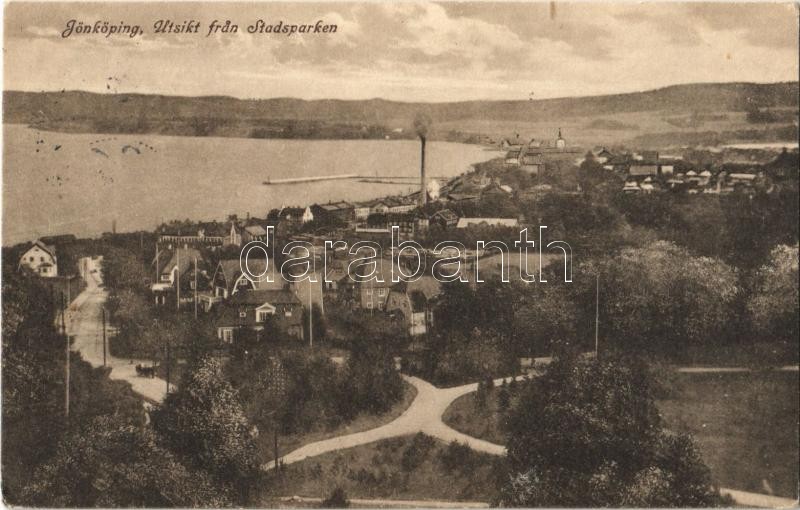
[721,142,799,150]
[2,124,493,245]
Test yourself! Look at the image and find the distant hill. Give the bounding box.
[4,82,798,143]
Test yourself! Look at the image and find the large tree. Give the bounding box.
[748,244,799,353]
[590,241,739,360]
[23,416,229,508]
[151,357,260,502]
[500,356,720,507]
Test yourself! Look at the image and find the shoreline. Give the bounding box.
[1,124,495,246]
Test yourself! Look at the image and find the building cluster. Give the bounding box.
[21,124,796,353]
[502,129,583,175]
[145,151,532,345]
[592,147,799,195]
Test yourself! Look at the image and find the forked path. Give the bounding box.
[267,367,799,508]
[263,373,529,469]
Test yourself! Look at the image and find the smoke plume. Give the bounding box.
[413,112,432,140]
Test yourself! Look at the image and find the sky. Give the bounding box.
[3,1,799,102]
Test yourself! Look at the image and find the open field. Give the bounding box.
[658,370,799,499]
[442,369,800,499]
[438,109,797,149]
[261,433,503,504]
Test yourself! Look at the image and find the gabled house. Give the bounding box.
[18,240,58,277]
[386,276,441,335]
[150,247,209,306]
[429,209,459,229]
[211,258,269,299]
[595,147,615,163]
[215,289,303,343]
[311,201,355,223]
[520,151,545,175]
[274,206,311,226]
[355,260,397,311]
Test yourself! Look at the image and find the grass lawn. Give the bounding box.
[260,433,503,504]
[658,370,799,499]
[442,391,508,446]
[441,369,799,499]
[262,380,418,459]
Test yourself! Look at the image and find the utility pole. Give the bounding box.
[308,282,313,348]
[194,256,198,320]
[166,338,171,394]
[61,292,69,425]
[595,274,600,358]
[102,307,107,367]
[176,249,181,311]
[274,424,279,473]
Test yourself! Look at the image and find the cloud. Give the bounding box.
[24,26,61,38]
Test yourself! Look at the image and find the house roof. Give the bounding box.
[278,206,306,218]
[456,218,519,228]
[229,289,301,306]
[629,165,658,176]
[315,201,354,212]
[408,290,428,312]
[216,258,269,289]
[28,240,57,259]
[244,225,267,236]
[430,209,459,222]
[154,247,204,276]
[445,193,478,202]
[325,259,350,282]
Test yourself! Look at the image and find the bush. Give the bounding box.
[438,441,475,473]
[322,487,350,508]
[400,433,436,471]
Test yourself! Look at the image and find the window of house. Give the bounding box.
[378,302,384,310]
[190,281,196,289]
[161,274,170,281]
[366,288,373,296]
[366,302,373,309]
[257,311,271,322]
[285,310,292,317]
[239,311,247,318]
[29,256,34,262]
[378,288,386,297]
[40,257,45,262]
[222,329,233,343]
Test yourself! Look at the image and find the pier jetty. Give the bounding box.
[263,174,447,185]
[263,174,358,185]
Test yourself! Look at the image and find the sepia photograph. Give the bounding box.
[1,1,798,508]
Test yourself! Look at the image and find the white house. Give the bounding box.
[19,240,58,277]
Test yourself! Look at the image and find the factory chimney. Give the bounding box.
[414,113,432,206]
